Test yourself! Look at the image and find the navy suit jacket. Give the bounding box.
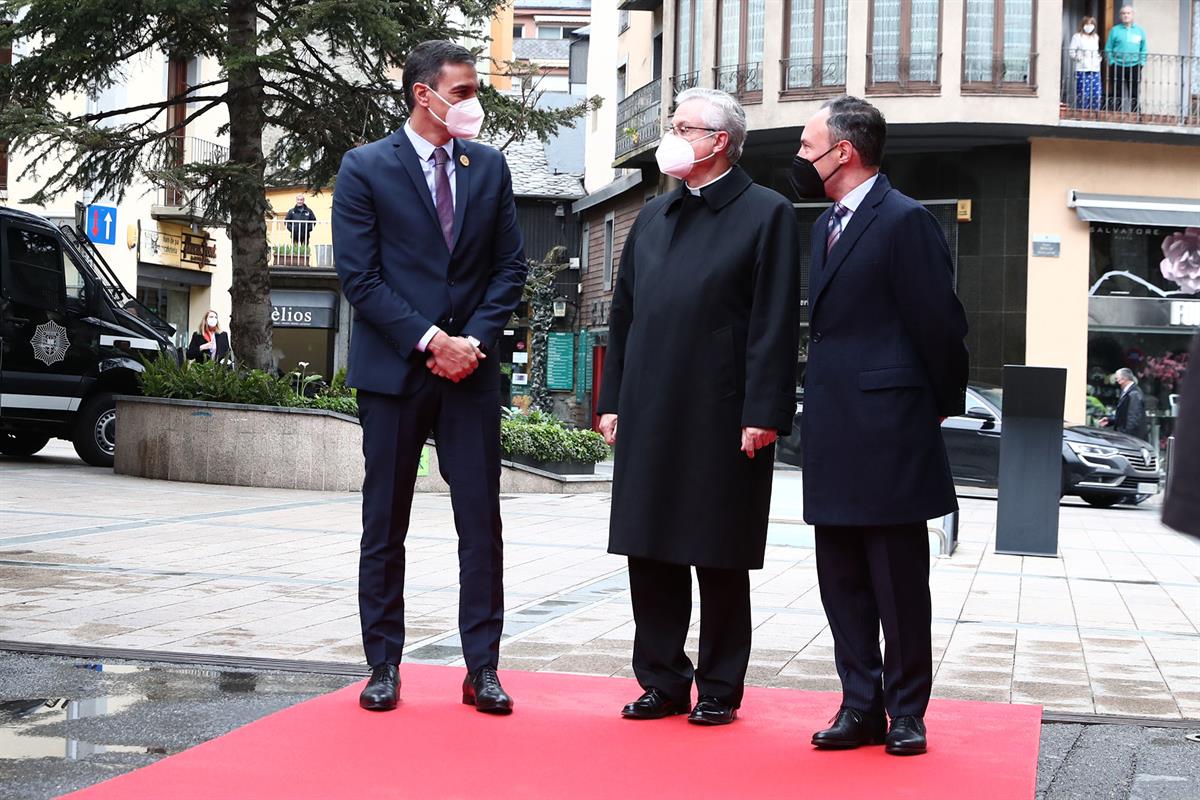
[332,130,527,396]
[801,174,970,527]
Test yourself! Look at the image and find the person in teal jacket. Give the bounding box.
[1105,5,1148,112]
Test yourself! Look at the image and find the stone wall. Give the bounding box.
[114,397,612,494]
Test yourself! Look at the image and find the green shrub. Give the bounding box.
[138,354,300,407]
[308,394,359,416]
[500,410,609,464]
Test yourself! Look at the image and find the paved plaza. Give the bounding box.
[1,441,1198,720]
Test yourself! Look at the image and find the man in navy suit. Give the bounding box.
[333,40,527,713]
[790,96,968,755]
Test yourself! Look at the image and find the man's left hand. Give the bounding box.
[741,427,777,459]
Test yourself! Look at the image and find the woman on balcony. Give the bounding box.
[1070,16,1102,111]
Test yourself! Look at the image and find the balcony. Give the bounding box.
[714,63,763,103]
[149,135,230,225]
[267,218,334,270]
[615,78,663,161]
[1060,51,1200,129]
[780,54,848,97]
[866,50,942,94]
[962,53,1038,94]
[669,71,701,108]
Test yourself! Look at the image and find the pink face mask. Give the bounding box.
[422,85,485,139]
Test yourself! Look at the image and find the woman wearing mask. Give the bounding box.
[1070,17,1102,110]
[187,310,231,362]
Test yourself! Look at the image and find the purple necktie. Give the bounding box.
[826,202,848,257]
[431,148,454,250]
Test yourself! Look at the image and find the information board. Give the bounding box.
[547,331,575,391]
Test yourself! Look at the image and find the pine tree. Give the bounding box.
[0,1,598,370]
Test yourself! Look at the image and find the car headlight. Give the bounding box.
[1068,442,1120,459]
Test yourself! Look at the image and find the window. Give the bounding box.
[620,11,631,33]
[717,0,765,99]
[869,0,942,90]
[513,24,524,39]
[2,226,65,310]
[617,65,627,102]
[603,213,615,291]
[674,0,704,94]
[538,25,579,39]
[581,222,590,274]
[962,0,1034,90]
[784,0,849,93]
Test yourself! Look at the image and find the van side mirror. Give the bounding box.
[965,407,995,422]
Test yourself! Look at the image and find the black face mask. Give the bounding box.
[789,144,843,200]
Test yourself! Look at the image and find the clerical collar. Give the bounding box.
[687,168,733,196]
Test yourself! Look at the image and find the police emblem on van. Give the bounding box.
[32,320,70,366]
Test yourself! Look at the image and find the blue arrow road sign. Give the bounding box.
[85,204,117,245]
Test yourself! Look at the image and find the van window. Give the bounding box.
[2,226,65,310]
[63,251,87,303]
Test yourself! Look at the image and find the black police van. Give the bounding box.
[0,206,178,466]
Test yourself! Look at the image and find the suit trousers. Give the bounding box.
[814,523,931,719]
[357,384,504,672]
[627,556,751,707]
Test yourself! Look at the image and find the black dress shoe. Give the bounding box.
[687,695,737,725]
[359,663,399,711]
[621,688,690,719]
[462,666,513,714]
[885,715,927,755]
[811,706,886,749]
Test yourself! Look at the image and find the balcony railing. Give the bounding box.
[669,71,701,109]
[781,55,848,94]
[615,78,663,159]
[152,135,230,211]
[267,218,334,270]
[867,50,942,93]
[962,53,1038,93]
[1060,51,1200,127]
[714,62,763,102]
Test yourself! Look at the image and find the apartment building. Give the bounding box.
[575,0,1200,450]
[3,48,233,353]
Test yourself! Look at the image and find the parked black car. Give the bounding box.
[776,383,1160,508]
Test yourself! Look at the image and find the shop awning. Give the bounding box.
[1069,191,1200,227]
[270,289,338,328]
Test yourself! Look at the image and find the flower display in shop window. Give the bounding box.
[1160,227,1200,294]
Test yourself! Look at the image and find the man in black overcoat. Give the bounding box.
[1099,367,1149,442]
[597,87,801,726]
[1163,334,1199,538]
[792,97,968,755]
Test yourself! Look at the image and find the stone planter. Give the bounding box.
[115,396,613,493]
[505,452,596,475]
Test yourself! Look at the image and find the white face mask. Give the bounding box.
[422,85,485,139]
[206,315,218,328]
[655,130,718,180]
[1084,24,1095,33]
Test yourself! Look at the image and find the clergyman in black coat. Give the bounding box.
[793,97,968,756]
[597,87,800,726]
[1100,367,1149,442]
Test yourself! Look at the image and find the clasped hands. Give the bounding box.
[599,414,776,458]
[425,331,485,382]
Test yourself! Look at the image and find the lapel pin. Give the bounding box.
[459,154,470,167]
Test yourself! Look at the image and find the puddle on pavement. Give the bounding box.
[0,661,261,762]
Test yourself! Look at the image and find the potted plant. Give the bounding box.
[273,243,310,267]
[499,408,609,475]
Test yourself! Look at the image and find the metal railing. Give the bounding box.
[866,50,942,91]
[714,62,763,101]
[1060,50,1200,127]
[266,218,334,269]
[615,78,662,159]
[781,55,848,93]
[152,135,230,209]
[962,52,1038,90]
[670,70,701,99]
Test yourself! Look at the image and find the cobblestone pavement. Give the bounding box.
[2,441,1198,719]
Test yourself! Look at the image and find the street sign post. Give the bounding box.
[85,204,117,245]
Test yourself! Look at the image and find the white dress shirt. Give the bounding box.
[404,122,471,352]
[830,173,880,240]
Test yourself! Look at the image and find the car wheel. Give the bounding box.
[73,393,116,467]
[1080,493,1121,508]
[0,432,51,457]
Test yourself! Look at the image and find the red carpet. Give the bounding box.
[63,665,1041,799]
